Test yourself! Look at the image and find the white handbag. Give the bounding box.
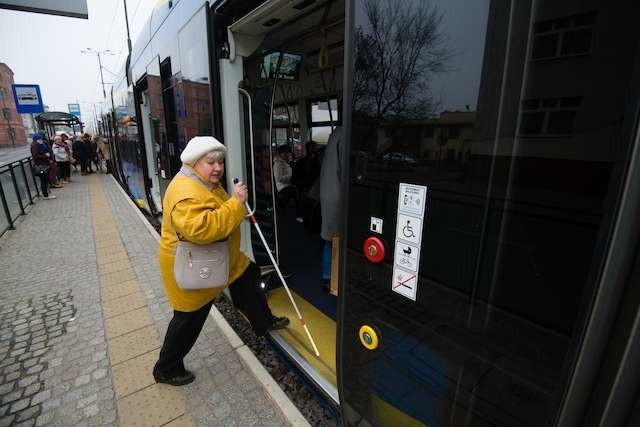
[173,239,229,290]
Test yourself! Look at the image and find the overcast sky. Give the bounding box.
[0,0,154,126]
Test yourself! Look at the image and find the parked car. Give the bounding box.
[381,152,417,164]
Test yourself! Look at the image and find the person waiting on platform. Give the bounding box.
[30,133,56,200]
[97,136,112,174]
[154,136,289,386]
[74,134,91,174]
[52,135,71,184]
[273,144,302,222]
[92,135,103,173]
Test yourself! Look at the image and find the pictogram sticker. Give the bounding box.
[394,243,420,273]
[396,213,422,245]
[391,266,418,301]
[398,183,427,217]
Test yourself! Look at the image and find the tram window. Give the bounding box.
[273,104,299,127]
[308,98,339,144]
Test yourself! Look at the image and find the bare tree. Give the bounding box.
[353,0,451,122]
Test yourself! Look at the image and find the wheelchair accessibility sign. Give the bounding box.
[392,182,428,301]
[396,213,422,245]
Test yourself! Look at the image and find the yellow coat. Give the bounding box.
[158,167,249,312]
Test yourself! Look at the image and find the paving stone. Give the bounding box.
[2,390,23,405]
[30,389,50,406]
[9,397,30,414]
[22,358,39,369]
[25,364,44,375]
[0,382,15,395]
[4,362,21,373]
[35,411,54,427]
[40,397,61,412]
[0,415,15,426]
[24,383,41,397]
[84,403,100,417]
[74,374,91,387]
[5,371,20,382]
[16,406,40,423]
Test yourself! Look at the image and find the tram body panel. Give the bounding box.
[342,0,640,425]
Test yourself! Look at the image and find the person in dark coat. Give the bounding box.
[293,140,321,195]
[76,134,92,174]
[30,133,56,199]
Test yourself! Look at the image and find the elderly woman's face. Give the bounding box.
[194,152,225,184]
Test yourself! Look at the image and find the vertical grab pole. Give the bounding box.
[234,179,320,357]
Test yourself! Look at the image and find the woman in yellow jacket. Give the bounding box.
[154,136,289,386]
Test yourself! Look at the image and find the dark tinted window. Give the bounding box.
[344,0,639,426]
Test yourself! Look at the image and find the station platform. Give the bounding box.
[0,173,308,426]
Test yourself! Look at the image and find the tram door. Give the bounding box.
[138,58,167,211]
[341,0,640,426]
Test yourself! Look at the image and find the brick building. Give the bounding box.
[0,63,28,147]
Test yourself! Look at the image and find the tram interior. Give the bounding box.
[238,0,345,394]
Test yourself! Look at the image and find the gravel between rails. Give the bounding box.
[213,294,339,427]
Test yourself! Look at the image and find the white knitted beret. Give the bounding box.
[180,136,226,165]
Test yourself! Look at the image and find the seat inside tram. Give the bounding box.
[236,0,345,392]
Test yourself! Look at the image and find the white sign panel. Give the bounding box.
[398,183,427,217]
[394,242,420,273]
[396,213,422,245]
[370,217,383,234]
[392,182,428,301]
[14,86,39,105]
[391,266,417,301]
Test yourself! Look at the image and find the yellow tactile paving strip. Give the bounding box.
[88,176,195,426]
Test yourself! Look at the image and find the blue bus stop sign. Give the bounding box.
[12,84,44,114]
[68,103,81,118]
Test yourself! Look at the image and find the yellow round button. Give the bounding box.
[359,325,379,350]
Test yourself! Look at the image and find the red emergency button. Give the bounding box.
[363,237,385,263]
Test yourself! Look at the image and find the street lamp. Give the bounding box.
[81,48,116,99]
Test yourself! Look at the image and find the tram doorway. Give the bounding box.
[230,0,346,403]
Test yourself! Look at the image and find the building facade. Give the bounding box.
[0,63,28,147]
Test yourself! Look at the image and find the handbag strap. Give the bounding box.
[173,166,224,243]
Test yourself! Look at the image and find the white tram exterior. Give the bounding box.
[105,0,640,426]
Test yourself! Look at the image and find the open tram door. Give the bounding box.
[341,0,640,426]
[216,0,345,407]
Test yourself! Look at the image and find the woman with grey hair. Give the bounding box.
[154,136,289,386]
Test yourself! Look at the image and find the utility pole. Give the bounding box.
[81,49,115,100]
[123,0,133,84]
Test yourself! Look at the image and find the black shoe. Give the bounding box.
[270,316,290,330]
[153,369,195,386]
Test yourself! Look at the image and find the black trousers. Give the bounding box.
[38,171,49,197]
[154,263,273,376]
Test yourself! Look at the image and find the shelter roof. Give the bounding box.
[35,112,82,126]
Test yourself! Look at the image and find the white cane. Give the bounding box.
[234,179,320,357]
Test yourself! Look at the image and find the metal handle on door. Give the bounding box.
[237,87,257,217]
